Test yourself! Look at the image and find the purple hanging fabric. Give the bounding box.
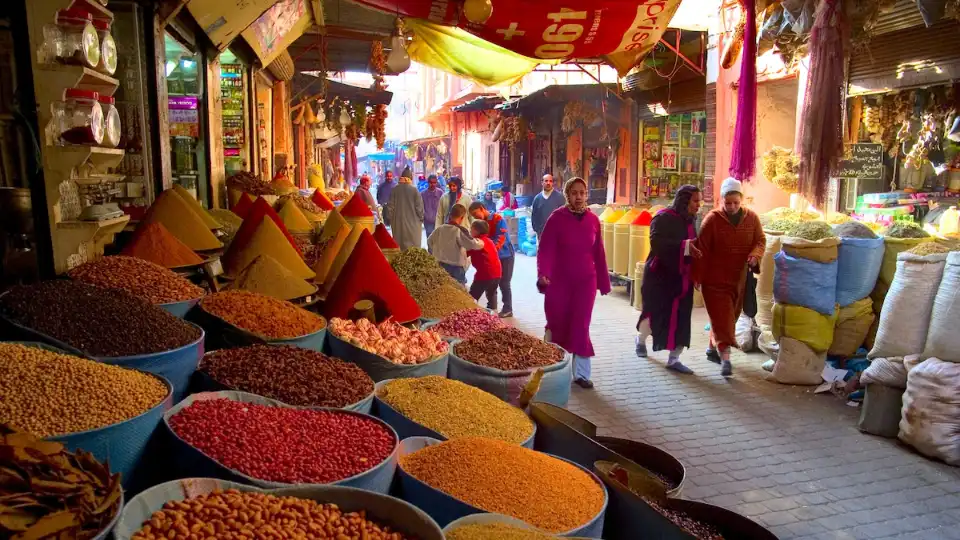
[729,0,758,181]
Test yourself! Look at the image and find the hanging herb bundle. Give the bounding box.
[561,101,599,133]
[322,99,344,134]
[368,41,389,149]
[796,0,848,207]
[761,146,800,193]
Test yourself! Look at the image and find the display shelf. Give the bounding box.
[52,146,125,175]
[55,214,129,270]
[71,0,113,20]
[36,66,120,97]
[74,172,126,186]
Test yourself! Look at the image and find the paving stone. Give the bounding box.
[503,255,960,539]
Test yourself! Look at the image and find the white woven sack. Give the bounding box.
[755,234,782,329]
[769,336,825,386]
[922,251,960,362]
[899,358,960,465]
[860,357,908,389]
[869,252,948,359]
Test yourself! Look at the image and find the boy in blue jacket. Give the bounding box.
[469,202,515,318]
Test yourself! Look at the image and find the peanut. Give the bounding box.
[68,255,205,304]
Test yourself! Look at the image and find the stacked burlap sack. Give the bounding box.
[754,232,783,356]
[769,233,840,385]
[895,252,960,464]
[829,223,884,357]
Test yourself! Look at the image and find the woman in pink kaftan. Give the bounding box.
[537,177,611,389]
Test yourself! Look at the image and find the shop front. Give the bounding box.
[164,30,210,207]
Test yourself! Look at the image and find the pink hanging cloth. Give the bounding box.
[728,0,758,182]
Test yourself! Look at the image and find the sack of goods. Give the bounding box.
[860,357,909,389]
[780,234,840,263]
[898,358,960,465]
[755,233,783,330]
[869,252,948,359]
[834,235,884,307]
[922,252,960,362]
[770,336,826,385]
[872,236,930,310]
[773,251,838,316]
[828,298,876,357]
[859,356,909,438]
[772,302,838,353]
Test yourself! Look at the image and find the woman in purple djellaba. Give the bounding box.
[536,177,611,389]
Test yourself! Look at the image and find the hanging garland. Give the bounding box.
[368,41,389,149]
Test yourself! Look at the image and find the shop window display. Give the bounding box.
[220,49,249,176]
[165,33,209,206]
[641,111,707,202]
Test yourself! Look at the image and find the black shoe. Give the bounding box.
[574,378,594,389]
[498,311,513,318]
[706,349,721,364]
[635,335,648,358]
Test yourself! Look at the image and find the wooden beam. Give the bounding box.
[303,25,389,40]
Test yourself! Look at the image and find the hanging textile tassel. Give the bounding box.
[728,0,758,182]
[797,0,848,208]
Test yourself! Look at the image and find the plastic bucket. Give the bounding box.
[629,224,651,277]
[186,305,326,353]
[442,513,594,539]
[613,223,631,275]
[268,326,326,352]
[396,436,607,536]
[191,355,374,414]
[112,478,443,540]
[163,391,398,494]
[90,491,124,540]
[599,467,776,540]
[327,331,448,382]
[52,372,172,491]
[157,297,202,318]
[448,343,571,407]
[372,380,536,448]
[96,325,205,402]
[602,222,615,268]
[530,402,685,496]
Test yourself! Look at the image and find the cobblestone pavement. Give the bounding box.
[504,254,960,540]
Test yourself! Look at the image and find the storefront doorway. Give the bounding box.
[164,32,210,206]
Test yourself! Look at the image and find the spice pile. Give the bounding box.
[200,345,373,407]
[446,523,557,540]
[0,281,202,357]
[131,489,413,540]
[0,426,123,539]
[883,221,930,239]
[201,290,325,339]
[378,377,534,444]
[280,192,324,216]
[228,254,317,301]
[835,221,878,238]
[788,221,836,241]
[391,248,478,318]
[227,171,274,195]
[908,242,952,256]
[168,399,395,484]
[330,318,447,364]
[0,343,168,437]
[208,208,243,239]
[68,255,205,304]
[430,309,506,340]
[400,437,604,533]
[121,222,203,268]
[456,328,564,370]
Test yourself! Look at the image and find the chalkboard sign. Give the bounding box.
[837,143,883,180]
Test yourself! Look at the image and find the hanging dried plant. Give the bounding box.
[561,101,600,133]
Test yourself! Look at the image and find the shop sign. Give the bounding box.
[187,0,279,51]
[169,96,199,110]
[837,143,883,180]
[242,0,312,66]
[354,0,682,72]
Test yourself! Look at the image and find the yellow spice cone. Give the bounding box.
[278,198,313,233]
[172,185,222,229]
[312,224,351,285]
[319,209,348,239]
[228,253,318,301]
[322,224,365,293]
[225,217,315,280]
[142,190,223,251]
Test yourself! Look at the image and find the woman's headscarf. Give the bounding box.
[564,177,589,215]
[447,176,464,208]
[671,185,701,221]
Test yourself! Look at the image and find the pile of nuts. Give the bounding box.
[200,345,374,408]
[378,377,534,444]
[430,309,506,340]
[330,318,447,365]
[399,437,604,533]
[455,328,564,371]
[0,281,202,357]
[447,523,557,540]
[1,426,123,539]
[0,343,168,437]
[67,255,205,304]
[168,398,395,484]
[132,490,414,540]
[200,290,326,339]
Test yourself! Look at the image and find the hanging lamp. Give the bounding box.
[385,18,411,74]
[463,0,493,24]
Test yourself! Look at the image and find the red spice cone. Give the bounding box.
[310,189,335,211]
[372,223,399,249]
[232,192,255,218]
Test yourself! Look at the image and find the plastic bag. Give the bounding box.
[828,298,875,357]
[757,329,780,357]
[922,252,960,362]
[774,251,838,315]
[770,337,825,385]
[860,357,908,389]
[870,252,948,359]
[781,236,840,263]
[735,314,756,352]
[835,237,884,307]
[899,358,960,465]
[772,302,838,353]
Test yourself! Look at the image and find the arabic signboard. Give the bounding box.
[837,143,883,180]
[241,0,312,66]
[354,0,682,72]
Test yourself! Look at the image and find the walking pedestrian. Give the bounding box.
[355,174,378,217]
[427,205,482,285]
[435,176,474,231]
[536,177,611,389]
[635,185,703,374]
[469,202,516,318]
[466,220,502,311]
[531,174,566,240]
[421,174,444,241]
[696,178,765,377]
[376,170,397,207]
[383,173,424,251]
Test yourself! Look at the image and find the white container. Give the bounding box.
[59,88,103,146]
[92,18,117,75]
[98,95,120,148]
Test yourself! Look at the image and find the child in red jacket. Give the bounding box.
[467,220,502,311]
